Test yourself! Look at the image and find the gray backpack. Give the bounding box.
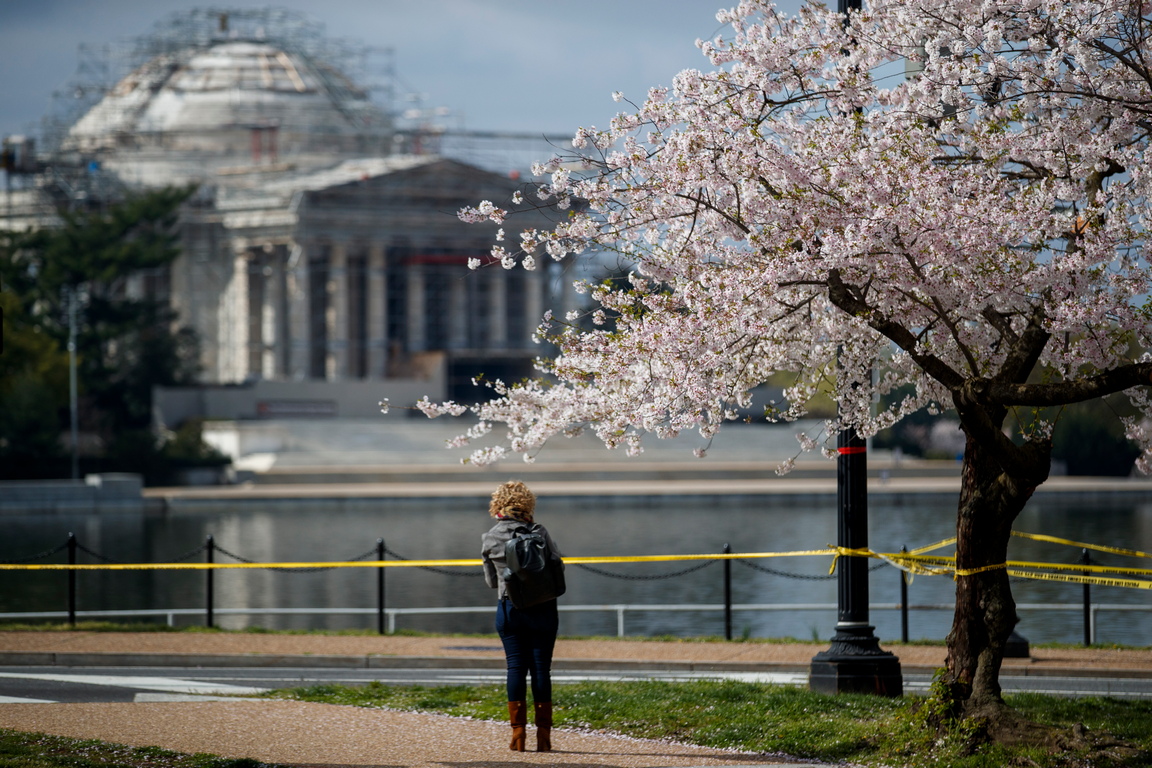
[502,524,566,609]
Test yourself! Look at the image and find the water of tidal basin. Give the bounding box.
[2,494,1149,646]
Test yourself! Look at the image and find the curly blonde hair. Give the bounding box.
[489,480,536,522]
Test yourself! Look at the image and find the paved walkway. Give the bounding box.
[0,698,827,768]
[0,632,1150,767]
[4,632,1152,675]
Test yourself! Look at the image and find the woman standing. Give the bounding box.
[481,480,561,752]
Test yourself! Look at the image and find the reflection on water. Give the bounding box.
[1,494,1149,645]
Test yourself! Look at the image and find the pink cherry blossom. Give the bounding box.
[434,0,1152,709]
[439,0,1152,474]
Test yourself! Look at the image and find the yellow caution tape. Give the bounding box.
[826,546,874,574]
[909,537,956,556]
[0,560,483,571]
[1005,560,1152,578]
[1011,531,1152,561]
[0,550,841,572]
[874,553,953,581]
[1005,569,1152,590]
[880,554,1152,588]
[953,563,1009,577]
[564,550,838,565]
[896,554,958,566]
[3,532,1150,592]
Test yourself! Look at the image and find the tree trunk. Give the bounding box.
[944,429,1046,714]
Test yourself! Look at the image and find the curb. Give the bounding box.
[2,651,1150,680]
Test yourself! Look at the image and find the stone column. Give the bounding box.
[286,242,310,379]
[524,267,545,346]
[259,245,282,378]
[367,242,388,378]
[247,248,266,377]
[327,241,348,380]
[220,246,251,382]
[270,244,290,378]
[488,267,507,350]
[406,264,425,352]
[447,273,467,350]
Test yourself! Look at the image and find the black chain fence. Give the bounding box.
[572,560,717,580]
[382,545,483,577]
[23,536,869,582]
[0,541,70,565]
[3,534,915,638]
[736,558,887,581]
[214,543,380,574]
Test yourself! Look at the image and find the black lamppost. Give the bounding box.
[809,417,902,695]
[808,0,902,698]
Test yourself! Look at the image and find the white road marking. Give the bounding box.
[0,695,56,703]
[387,671,811,686]
[133,693,265,703]
[0,672,268,696]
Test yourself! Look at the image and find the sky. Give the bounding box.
[0,0,805,145]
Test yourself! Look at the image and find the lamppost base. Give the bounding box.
[809,625,903,697]
[1005,630,1030,658]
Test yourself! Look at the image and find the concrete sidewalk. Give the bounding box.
[3,631,1151,677]
[0,632,1150,768]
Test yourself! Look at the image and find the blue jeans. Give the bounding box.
[495,597,558,702]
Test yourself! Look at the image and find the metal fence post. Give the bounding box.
[1081,548,1092,646]
[205,535,215,629]
[723,543,732,641]
[67,533,77,627]
[900,546,909,643]
[376,538,386,635]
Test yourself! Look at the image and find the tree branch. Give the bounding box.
[952,383,1029,474]
[980,305,1019,348]
[993,303,1050,385]
[984,362,1152,407]
[826,268,966,389]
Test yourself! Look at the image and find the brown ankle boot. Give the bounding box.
[534,701,553,752]
[508,701,527,751]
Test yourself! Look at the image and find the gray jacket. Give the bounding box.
[481,518,562,601]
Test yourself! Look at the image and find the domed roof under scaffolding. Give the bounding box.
[3,7,582,411]
[60,10,392,186]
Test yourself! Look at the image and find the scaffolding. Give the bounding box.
[41,8,395,153]
[1,6,589,389]
[32,6,568,180]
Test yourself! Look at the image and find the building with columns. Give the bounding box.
[2,9,574,423]
[177,155,555,396]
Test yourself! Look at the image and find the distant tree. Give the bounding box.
[0,186,201,476]
[871,385,948,457]
[0,292,69,460]
[440,0,1152,735]
[1050,397,1141,476]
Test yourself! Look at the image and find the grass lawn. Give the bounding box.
[0,729,283,768]
[0,626,1148,766]
[265,679,1152,768]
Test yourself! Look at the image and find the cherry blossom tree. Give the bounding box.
[443,0,1152,721]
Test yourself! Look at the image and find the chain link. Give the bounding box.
[11,539,889,582]
[74,542,123,564]
[736,558,885,580]
[0,540,70,565]
[573,560,717,580]
[383,546,483,577]
[736,558,835,580]
[212,544,381,573]
[347,547,383,563]
[169,543,209,563]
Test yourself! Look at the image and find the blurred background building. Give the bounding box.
[1,8,583,428]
